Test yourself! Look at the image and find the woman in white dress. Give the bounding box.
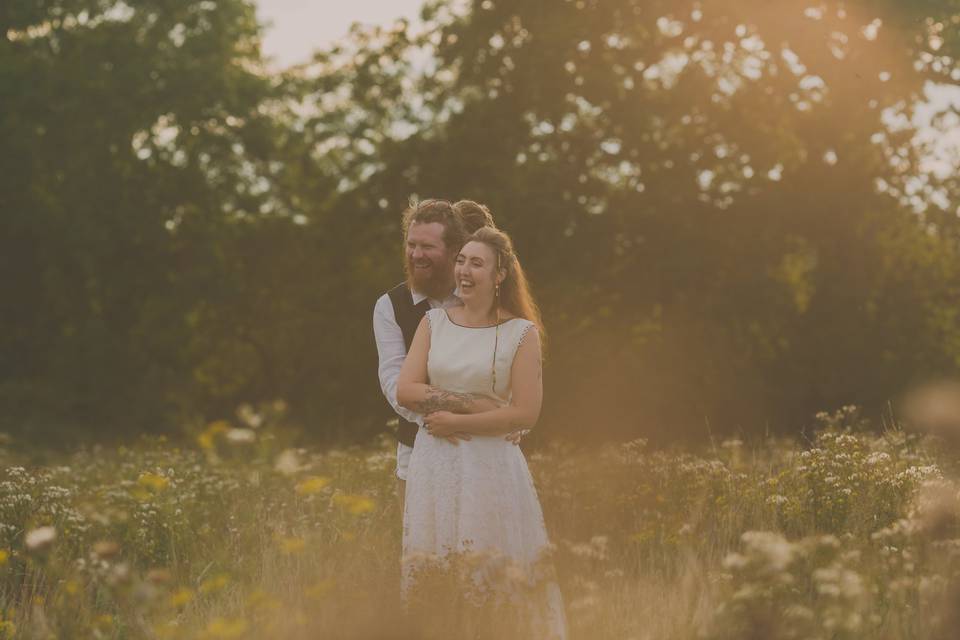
[397,226,567,639]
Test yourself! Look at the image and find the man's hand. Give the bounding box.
[424,411,471,444]
[504,428,531,446]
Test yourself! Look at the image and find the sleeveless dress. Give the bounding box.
[401,308,567,639]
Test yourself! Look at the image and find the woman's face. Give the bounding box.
[455,241,501,301]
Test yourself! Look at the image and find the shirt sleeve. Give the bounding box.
[373,294,423,425]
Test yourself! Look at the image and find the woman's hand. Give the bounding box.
[424,411,471,443]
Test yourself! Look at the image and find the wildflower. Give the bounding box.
[295,476,331,496]
[198,421,230,450]
[722,552,749,571]
[146,568,173,584]
[64,579,81,596]
[236,403,264,428]
[25,526,56,552]
[274,449,306,475]
[94,614,114,631]
[225,428,256,445]
[740,531,795,572]
[137,472,170,492]
[199,617,248,639]
[92,540,121,559]
[169,587,194,607]
[199,573,230,595]
[276,536,306,555]
[106,561,131,587]
[813,565,864,599]
[0,550,7,567]
[153,621,179,639]
[333,494,376,515]
[305,578,335,600]
[247,588,281,612]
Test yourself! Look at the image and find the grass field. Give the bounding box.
[1,405,959,639]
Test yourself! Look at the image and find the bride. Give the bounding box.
[397,226,567,638]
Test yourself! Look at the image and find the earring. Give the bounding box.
[495,282,500,298]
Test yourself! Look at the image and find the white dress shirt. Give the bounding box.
[373,286,461,480]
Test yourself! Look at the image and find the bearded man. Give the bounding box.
[373,198,508,515]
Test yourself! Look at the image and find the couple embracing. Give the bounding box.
[373,199,567,638]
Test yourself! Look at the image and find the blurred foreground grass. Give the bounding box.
[2,406,960,639]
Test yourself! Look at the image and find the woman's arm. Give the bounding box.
[396,316,506,415]
[424,327,542,438]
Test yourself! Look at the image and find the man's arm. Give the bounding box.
[373,294,423,425]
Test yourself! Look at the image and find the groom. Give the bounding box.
[373,198,519,514]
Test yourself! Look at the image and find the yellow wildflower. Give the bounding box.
[198,420,230,450]
[333,494,376,515]
[94,614,113,630]
[247,589,281,612]
[277,536,306,555]
[295,476,331,496]
[199,573,230,595]
[137,472,170,492]
[0,550,7,567]
[169,587,194,607]
[197,431,216,450]
[199,617,248,639]
[130,487,153,502]
[207,420,231,434]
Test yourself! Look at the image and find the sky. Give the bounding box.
[255,0,426,68]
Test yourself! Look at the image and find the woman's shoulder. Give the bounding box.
[424,307,446,325]
[504,316,537,341]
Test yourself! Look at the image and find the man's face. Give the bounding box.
[405,221,456,298]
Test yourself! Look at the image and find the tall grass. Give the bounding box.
[1,406,958,639]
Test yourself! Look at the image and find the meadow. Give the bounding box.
[2,405,960,639]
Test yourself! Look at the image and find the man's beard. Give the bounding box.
[405,257,454,300]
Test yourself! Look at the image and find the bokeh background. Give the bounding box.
[4,0,960,447]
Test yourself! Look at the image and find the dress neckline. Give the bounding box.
[442,308,522,329]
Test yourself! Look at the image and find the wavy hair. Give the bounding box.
[467,226,546,353]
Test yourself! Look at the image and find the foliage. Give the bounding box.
[2,0,960,441]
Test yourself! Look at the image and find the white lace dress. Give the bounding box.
[402,307,567,639]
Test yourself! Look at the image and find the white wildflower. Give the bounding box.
[225,428,256,444]
[26,526,56,551]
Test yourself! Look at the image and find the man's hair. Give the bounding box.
[400,198,467,249]
[453,200,496,234]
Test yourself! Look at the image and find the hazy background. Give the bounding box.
[4,0,960,448]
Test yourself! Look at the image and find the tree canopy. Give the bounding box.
[2,0,960,445]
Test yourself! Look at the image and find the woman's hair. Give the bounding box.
[400,198,467,250]
[467,226,547,352]
[453,200,496,234]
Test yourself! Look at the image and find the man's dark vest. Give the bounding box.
[387,282,431,447]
